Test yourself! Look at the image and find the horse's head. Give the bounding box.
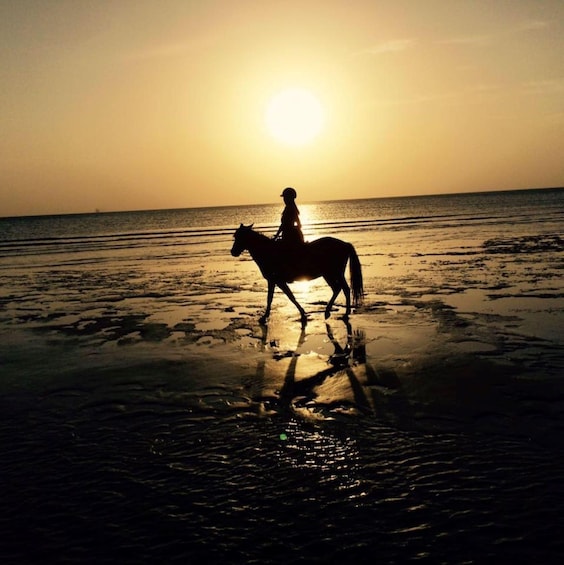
[231,223,254,257]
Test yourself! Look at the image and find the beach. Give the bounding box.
[1,189,563,563]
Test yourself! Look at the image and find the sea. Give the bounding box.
[1,188,563,265]
[1,187,563,563]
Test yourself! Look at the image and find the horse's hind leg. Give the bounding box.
[341,276,351,317]
[324,276,350,319]
[324,282,339,319]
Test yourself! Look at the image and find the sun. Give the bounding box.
[265,88,325,146]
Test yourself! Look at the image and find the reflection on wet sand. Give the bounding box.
[277,321,372,416]
[253,318,411,425]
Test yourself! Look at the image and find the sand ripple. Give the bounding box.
[1,373,563,563]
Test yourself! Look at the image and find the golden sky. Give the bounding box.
[1,0,563,216]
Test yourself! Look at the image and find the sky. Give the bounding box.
[1,0,563,216]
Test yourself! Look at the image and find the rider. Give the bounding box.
[273,187,304,246]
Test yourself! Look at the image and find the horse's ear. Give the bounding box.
[250,223,254,228]
[239,223,243,228]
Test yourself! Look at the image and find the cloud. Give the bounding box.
[372,82,503,108]
[123,42,195,61]
[371,91,458,107]
[122,36,217,62]
[436,35,490,46]
[436,19,550,48]
[522,79,564,94]
[516,20,549,32]
[361,39,416,55]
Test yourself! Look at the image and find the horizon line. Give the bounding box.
[1,185,562,221]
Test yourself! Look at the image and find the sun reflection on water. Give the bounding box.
[276,419,365,497]
[298,203,322,240]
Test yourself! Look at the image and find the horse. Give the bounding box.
[231,224,364,325]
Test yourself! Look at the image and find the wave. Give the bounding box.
[2,208,562,260]
[1,187,562,269]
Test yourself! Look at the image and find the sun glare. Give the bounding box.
[265,88,325,146]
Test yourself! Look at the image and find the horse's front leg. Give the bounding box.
[259,279,275,324]
[277,281,307,326]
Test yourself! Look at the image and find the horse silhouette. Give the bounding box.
[231,224,364,324]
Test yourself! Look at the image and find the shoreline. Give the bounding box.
[2,283,562,443]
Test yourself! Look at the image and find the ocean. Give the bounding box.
[1,188,562,262]
[1,187,563,563]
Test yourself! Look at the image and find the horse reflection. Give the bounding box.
[260,319,374,418]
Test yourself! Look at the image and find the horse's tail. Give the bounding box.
[348,244,364,308]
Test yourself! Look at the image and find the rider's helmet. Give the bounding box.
[280,187,297,199]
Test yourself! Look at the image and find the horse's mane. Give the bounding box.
[245,226,271,243]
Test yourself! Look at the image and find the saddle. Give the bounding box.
[274,238,309,255]
[272,240,311,279]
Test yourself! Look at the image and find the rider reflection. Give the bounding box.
[273,319,373,416]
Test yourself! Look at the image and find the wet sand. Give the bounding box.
[1,226,563,562]
[2,227,562,429]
